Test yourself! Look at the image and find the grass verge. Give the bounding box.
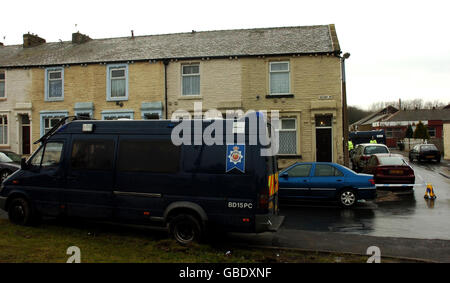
[0,218,414,263]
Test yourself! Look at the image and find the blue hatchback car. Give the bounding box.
[279,162,376,207]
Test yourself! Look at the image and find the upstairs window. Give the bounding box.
[45,68,64,101]
[182,64,200,96]
[107,64,128,101]
[0,72,5,98]
[269,61,290,95]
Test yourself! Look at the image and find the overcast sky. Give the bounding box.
[1,0,449,109]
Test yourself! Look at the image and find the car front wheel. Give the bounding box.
[339,189,357,208]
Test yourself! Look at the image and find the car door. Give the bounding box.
[63,135,117,219]
[278,163,312,199]
[309,164,345,199]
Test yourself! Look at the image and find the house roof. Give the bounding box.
[0,25,340,68]
[351,105,398,126]
[386,109,450,122]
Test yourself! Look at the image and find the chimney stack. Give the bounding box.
[23,33,46,48]
[72,32,91,44]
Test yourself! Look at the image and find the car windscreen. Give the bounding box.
[420,145,438,151]
[2,151,21,163]
[0,152,13,163]
[378,156,407,166]
[364,146,388,155]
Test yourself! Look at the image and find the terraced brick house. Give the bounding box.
[0,25,345,167]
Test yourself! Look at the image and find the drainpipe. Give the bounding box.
[163,60,169,119]
[340,52,350,167]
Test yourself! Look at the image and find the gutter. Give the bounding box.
[0,52,339,69]
[163,60,169,119]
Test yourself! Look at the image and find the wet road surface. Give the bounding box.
[280,159,450,240]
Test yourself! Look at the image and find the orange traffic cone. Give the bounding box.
[424,184,436,200]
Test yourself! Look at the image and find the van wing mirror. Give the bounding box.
[20,158,28,170]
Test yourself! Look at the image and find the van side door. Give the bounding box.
[114,137,181,222]
[64,135,117,218]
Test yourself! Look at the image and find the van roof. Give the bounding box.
[54,119,268,136]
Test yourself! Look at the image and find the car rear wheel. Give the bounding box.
[339,189,357,208]
[169,214,202,245]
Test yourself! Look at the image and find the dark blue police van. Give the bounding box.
[0,115,282,244]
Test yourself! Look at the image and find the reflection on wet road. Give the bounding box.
[280,161,450,240]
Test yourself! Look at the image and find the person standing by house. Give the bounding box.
[370,136,377,144]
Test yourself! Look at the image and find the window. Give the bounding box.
[0,71,5,98]
[182,64,200,96]
[287,164,312,177]
[118,140,180,173]
[364,145,389,155]
[278,118,297,154]
[107,64,128,101]
[0,115,7,144]
[71,140,115,170]
[314,164,344,177]
[269,62,290,94]
[101,110,134,120]
[428,127,436,137]
[40,111,68,137]
[30,142,64,168]
[45,68,64,101]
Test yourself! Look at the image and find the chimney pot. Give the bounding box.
[23,33,46,48]
[72,32,91,44]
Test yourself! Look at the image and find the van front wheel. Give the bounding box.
[169,214,202,245]
[8,197,34,225]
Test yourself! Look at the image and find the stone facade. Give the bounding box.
[0,68,33,155]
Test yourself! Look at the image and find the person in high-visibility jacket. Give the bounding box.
[348,140,354,151]
[370,136,377,144]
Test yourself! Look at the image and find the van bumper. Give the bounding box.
[255,214,285,233]
[0,196,6,211]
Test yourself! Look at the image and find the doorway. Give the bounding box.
[20,114,31,155]
[315,115,333,162]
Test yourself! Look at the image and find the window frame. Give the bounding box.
[269,61,291,95]
[44,67,64,101]
[0,70,5,99]
[428,127,436,138]
[277,117,297,155]
[181,63,200,96]
[39,111,69,137]
[0,114,9,146]
[101,110,134,120]
[106,64,129,101]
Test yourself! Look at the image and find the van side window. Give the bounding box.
[118,140,180,173]
[71,140,114,170]
[30,142,64,168]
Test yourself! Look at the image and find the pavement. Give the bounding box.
[228,228,450,262]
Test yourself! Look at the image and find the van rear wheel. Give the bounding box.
[8,197,34,226]
[169,214,202,245]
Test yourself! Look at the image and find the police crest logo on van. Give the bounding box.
[226,144,245,173]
